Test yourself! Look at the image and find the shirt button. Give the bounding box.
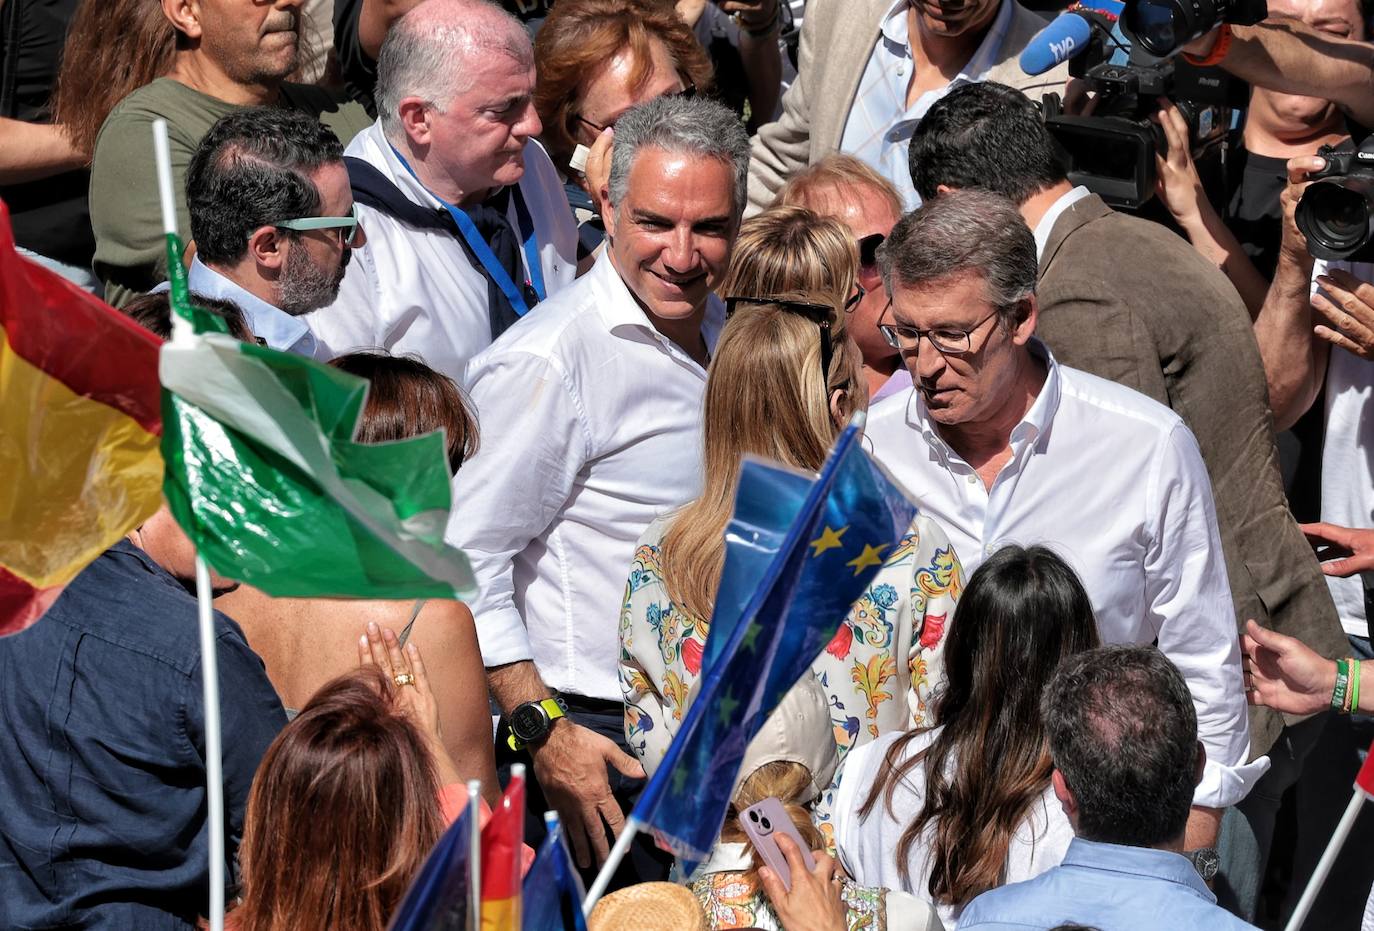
[966,474,978,485]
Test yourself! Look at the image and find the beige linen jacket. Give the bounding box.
[746,0,1070,212]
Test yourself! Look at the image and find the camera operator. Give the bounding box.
[1154,0,1367,317]
[1252,151,1374,927]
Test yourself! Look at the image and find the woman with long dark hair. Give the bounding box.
[831,545,1101,927]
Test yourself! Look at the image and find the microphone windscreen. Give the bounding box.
[1019,12,1094,76]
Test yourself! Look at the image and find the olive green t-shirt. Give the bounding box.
[89,77,371,308]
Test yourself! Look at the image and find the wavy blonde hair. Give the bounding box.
[718,206,859,336]
[658,207,864,620]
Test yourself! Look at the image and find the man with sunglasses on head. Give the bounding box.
[449,94,747,885]
[305,0,578,382]
[182,108,360,357]
[866,189,1266,873]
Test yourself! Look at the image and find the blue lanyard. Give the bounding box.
[391,146,546,316]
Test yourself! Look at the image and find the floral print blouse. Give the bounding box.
[619,513,964,840]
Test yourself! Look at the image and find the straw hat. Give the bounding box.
[587,882,708,930]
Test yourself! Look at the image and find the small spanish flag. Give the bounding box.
[0,201,164,635]
[481,768,526,931]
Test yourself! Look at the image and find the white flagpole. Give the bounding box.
[1284,785,1371,931]
[468,778,483,931]
[581,816,641,917]
[194,556,226,931]
[154,118,225,931]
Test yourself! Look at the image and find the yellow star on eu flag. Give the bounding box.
[809,524,848,557]
[845,542,889,575]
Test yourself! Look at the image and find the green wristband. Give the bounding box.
[1353,659,1362,715]
[1333,659,1350,714]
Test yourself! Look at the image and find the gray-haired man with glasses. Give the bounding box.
[182,107,364,356]
[865,190,1265,859]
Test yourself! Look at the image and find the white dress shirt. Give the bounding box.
[449,251,725,701]
[839,0,1015,209]
[176,257,320,356]
[305,120,579,381]
[865,342,1262,808]
[1314,260,1374,640]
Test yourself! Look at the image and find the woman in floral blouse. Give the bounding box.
[618,207,965,845]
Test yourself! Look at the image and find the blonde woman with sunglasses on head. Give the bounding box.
[618,207,966,871]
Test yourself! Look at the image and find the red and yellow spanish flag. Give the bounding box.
[480,767,526,931]
[0,200,164,635]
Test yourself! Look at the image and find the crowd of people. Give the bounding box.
[4,0,1374,927]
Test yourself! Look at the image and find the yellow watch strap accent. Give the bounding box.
[540,698,566,722]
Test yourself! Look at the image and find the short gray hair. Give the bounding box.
[376,0,533,140]
[607,95,750,220]
[877,189,1037,323]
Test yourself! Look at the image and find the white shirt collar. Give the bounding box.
[908,337,1062,460]
[591,249,727,357]
[187,256,316,356]
[1032,185,1092,260]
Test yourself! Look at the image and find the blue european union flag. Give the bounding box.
[521,814,587,931]
[388,801,475,931]
[630,418,918,870]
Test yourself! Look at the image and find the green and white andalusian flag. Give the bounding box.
[158,235,474,599]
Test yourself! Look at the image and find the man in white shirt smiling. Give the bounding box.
[448,94,748,881]
[306,0,578,381]
[865,190,1263,857]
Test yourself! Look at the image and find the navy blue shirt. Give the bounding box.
[0,541,285,929]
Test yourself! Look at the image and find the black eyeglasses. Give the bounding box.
[724,296,834,392]
[878,304,1002,355]
[575,80,698,135]
[857,233,885,272]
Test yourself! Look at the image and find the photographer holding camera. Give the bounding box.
[1249,140,1374,926]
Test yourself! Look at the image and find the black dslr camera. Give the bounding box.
[1296,136,1374,262]
[1041,47,1245,209]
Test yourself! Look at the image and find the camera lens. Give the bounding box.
[748,810,759,823]
[1125,0,1185,56]
[1297,178,1374,259]
[761,817,772,831]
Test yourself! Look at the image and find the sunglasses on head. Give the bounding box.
[857,233,885,271]
[723,296,835,394]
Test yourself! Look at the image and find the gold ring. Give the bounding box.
[393,672,416,687]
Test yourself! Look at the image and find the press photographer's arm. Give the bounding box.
[1185,19,1374,127]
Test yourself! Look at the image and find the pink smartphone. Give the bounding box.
[739,796,816,892]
